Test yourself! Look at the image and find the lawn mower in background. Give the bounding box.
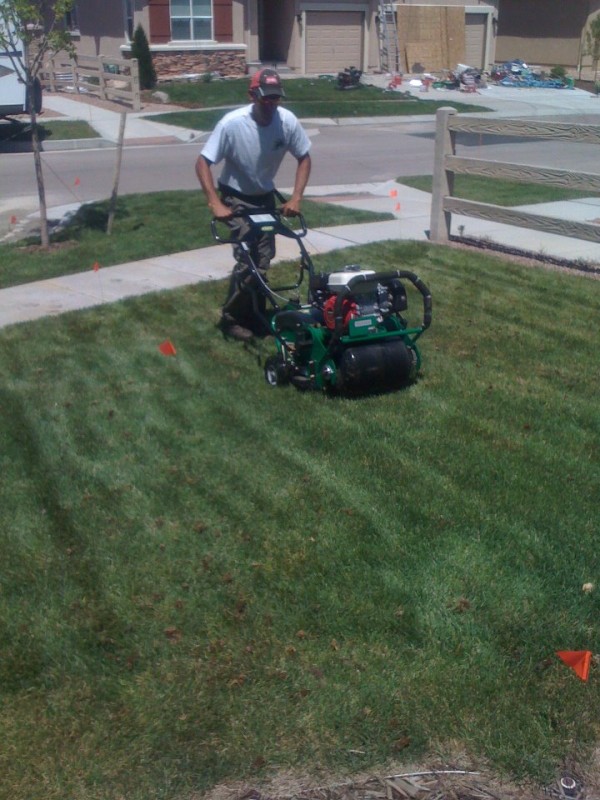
[211,209,432,396]
[336,65,363,90]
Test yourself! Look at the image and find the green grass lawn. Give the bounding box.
[144,77,487,129]
[0,192,392,290]
[1,239,599,799]
[0,118,98,143]
[399,174,600,206]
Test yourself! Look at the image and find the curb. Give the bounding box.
[41,137,114,151]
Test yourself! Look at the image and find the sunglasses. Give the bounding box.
[258,94,282,102]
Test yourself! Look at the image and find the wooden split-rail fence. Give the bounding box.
[430,107,600,252]
[41,54,141,111]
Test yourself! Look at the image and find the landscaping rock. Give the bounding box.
[152,90,170,103]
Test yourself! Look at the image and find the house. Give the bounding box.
[495,0,600,78]
[254,1,497,76]
[65,0,499,81]
[64,0,246,78]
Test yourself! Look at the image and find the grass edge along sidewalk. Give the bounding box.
[4,173,600,292]
[0,238,599,800]
[0,192,393,291]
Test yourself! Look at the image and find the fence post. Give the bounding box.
[72,57,80,95]
[47,56,56,92]
[130,58,141,111]
[430,107,457,243]
[98,55,107,101]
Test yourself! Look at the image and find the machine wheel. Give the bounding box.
[264,355,289,387]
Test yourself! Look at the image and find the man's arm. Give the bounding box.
[281,153,311,217]
[195,155,232,219]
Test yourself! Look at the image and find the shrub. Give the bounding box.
[550,64,567,80]
[131,23,156,90]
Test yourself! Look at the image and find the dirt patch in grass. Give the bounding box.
[16,240,79,255]
[197,757,599,800]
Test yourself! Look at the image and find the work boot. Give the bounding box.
[217,314,254,343]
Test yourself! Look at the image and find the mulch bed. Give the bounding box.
[197,765,594,800]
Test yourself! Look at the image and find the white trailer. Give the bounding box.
[0,5,41,117]
[0,40,27,116]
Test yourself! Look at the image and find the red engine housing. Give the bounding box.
[323,295,359,331]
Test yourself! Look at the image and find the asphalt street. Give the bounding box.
[3,123,600,229]
[3,82,600,230]
[0,123,440,223]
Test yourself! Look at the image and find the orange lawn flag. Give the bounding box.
[389,189,398,198]
[92,261,100,272]
[556,650,592,681]
[74,177,81,186]
[159,339,177,356]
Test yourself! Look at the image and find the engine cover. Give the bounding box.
[327,268,375,292]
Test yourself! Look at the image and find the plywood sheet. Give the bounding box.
[397,6,465,73]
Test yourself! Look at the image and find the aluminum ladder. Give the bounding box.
[378,2,400,74]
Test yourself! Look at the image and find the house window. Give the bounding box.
[171,0,213,41]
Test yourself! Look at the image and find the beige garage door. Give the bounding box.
[465,13,486,69]
[305,11,364,74]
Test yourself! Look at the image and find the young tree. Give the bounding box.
[584,13,600,86]
[131,23,156,90]
[0,0,75,247]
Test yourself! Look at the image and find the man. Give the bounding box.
[195,68,312,342]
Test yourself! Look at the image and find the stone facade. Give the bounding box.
[151,49,246,80]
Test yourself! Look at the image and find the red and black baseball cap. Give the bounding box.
[249,68,286,98]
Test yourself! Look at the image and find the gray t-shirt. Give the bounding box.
[201,104,311,195]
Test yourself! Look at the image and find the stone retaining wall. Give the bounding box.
[152,49,246,80]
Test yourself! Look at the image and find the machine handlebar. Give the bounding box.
[210,208,308,244]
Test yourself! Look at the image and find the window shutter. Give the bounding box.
[214,0,233,42]
[148,0,171,43]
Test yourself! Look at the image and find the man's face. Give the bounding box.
[251,93,281,126]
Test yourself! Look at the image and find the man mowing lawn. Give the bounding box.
[195,68,312,342]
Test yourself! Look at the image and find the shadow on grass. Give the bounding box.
[0,120,42,153]
[51,200,132,241]
[16,200,133,250]
[0,118,99,152]
[0,119,54,142]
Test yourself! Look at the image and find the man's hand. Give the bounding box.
[195,156,232,219]
[280,197,301,217]
[281,153,311,217]
[210,199,234,220]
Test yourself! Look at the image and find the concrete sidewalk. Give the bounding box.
[40,92,206,146]
[1,179,598,330]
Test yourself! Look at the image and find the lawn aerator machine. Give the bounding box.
[212,208,432,395]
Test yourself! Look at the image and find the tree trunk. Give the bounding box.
[28,79,50,248]
[107,112,127,235]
